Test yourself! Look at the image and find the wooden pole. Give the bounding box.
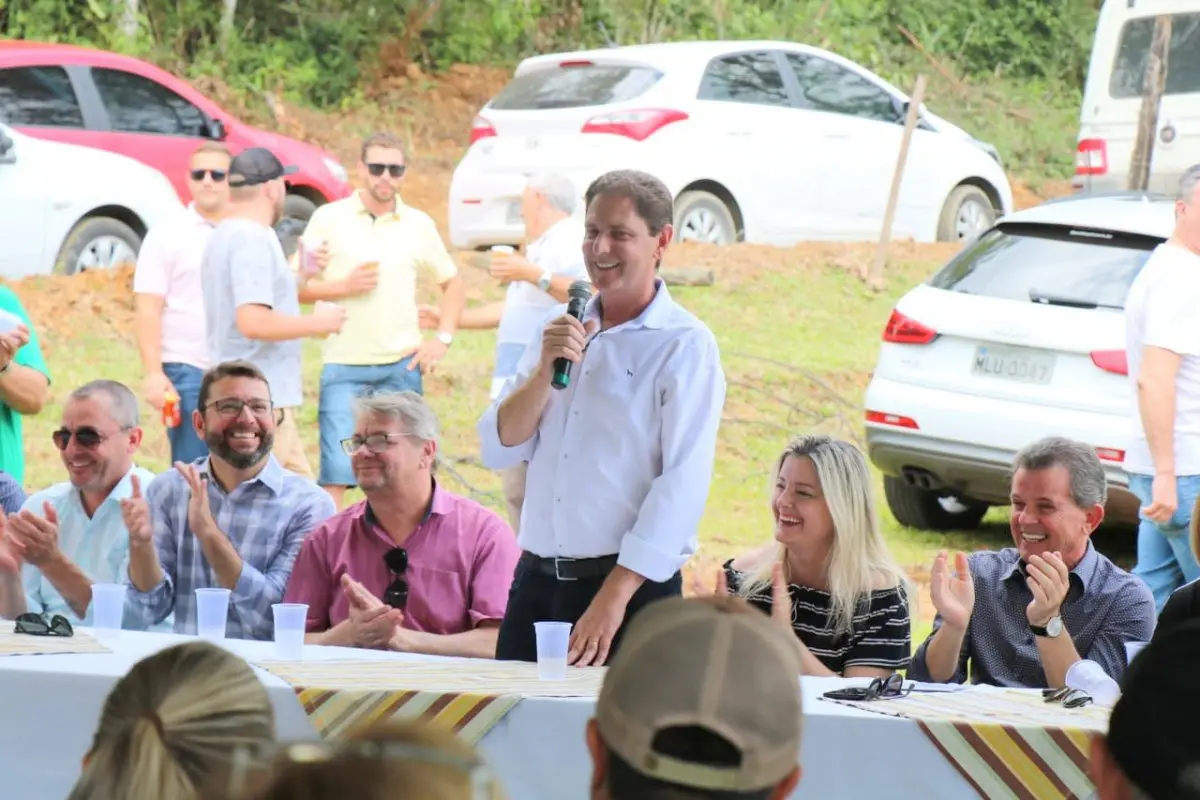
[870,73,926,290]
[1128,15,1172,191]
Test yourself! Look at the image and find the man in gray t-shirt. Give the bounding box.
[201,147,344,478]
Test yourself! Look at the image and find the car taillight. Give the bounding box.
[882,309,937,345]
[865,410,920,430]
[469,116,497,145]
[581,108,688,141]
[1075,138,1108,176]
[1090,350,1128,376]
[558,59,594,67]
[1096,447,1125,463]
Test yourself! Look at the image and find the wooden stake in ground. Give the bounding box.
[1128,15,1172,191]
[869,73,926,291]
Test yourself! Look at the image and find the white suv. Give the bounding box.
[864,193,1174,531]
[0,122,182,278]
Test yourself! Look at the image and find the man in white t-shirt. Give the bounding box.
[420,173,589,531]
[1124,163,1200,610]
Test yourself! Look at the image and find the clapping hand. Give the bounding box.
[342,574,403,649]
[119,474,154,547]
[930,550,975,630]
[7,502,62,567]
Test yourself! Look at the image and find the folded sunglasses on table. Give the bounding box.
[13,612,74,638]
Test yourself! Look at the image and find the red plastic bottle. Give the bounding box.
[162,390,181,428]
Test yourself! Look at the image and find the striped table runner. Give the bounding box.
[824,689,1108,800]
[0,625,110,656]
[257,658,606,744]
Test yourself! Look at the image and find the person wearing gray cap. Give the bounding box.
[201,146,346,479]
[586,594,804,800]
[1090,618,1200,800]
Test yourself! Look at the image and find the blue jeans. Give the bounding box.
[1128,472,1200,610]
[318,358,423,486]
[162,363,207,464]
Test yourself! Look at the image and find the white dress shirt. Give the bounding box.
[477,281,726,582]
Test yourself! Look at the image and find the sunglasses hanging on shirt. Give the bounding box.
[383,547,409,610]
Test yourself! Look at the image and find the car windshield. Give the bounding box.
[488,64,662,110]
[928,222,1162,310]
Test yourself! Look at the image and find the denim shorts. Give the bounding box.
[318,358,422,486]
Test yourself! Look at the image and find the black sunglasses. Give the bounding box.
[190,168,227,182]
[52,426,117,451]
[384,548,408,610]
[822,671,910,702]
[1043,686,1093,708]
[366,162,406,178]
[14,612,74,637]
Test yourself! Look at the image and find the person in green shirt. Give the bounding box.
[0,286,50,486]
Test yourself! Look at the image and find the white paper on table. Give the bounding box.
[907,681,970,693]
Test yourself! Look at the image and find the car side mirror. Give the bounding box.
[206,118,227,140]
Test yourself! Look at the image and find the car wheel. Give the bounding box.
[54,217,142,276]
[675,191,737,245]
[276,194,319,258]
[883,475,988,531]
[936,185,995,242]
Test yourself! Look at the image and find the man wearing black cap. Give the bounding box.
[1090,618,1200,800]
[201,147,345,479]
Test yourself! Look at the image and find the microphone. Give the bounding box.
[552,280,593,391]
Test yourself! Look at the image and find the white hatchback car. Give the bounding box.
[0,121,182,278]
[450,40,1013,250]
[864,193,1174,531]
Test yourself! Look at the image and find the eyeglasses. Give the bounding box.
[14,612,73,637]
[190,168,227,182]
[822,671,911,702]
[202,398,273,418]
[226,739,494,800]
[51,426,124,451]
[366,162,406,178]
[340,432,413,456]
[1043,686,1093,708]
[384,547,408,610]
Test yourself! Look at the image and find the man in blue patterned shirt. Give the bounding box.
[123,360,334,639]
[909,437,1156,689]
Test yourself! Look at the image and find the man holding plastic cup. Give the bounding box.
[122,360,335,640]
[296,131,464,510]
[0,380,156,630]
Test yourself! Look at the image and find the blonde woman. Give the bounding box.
[223,720,505,800]
[716,435,912,677]
[68,641,275,800]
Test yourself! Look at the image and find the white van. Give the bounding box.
[1074,0,1200,195]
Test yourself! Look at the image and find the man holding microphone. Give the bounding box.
[477,169,726,666]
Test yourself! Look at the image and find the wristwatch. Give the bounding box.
[1030,615,1064,638]
[435,331,454,347]
[537,270,552,292]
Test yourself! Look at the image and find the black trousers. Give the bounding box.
[495,556,683,662]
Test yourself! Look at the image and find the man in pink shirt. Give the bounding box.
[134,141,230,464]
[283,391,518,658]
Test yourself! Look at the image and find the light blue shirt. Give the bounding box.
[21,466,171,630]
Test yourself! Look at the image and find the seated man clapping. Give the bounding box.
[284,392,519,658]
[909,437,1155,689]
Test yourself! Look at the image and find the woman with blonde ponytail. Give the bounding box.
[68,641,276,800]
[714,435,913,677]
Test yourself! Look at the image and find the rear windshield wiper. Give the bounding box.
[1028,290,1121,310]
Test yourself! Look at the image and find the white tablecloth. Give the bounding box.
[0,630,978,799]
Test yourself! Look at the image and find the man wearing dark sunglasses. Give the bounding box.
[0,381,158,629]
[296,132,464,510]
[124,360,335,640]
[134,141,232,467]
[283,391,517,657]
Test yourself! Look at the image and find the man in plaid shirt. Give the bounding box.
[123,360,335,639]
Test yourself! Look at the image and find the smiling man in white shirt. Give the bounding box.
[477,169,727,666]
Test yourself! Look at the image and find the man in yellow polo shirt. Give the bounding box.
[298,132,465,508]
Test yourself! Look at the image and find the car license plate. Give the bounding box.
[506,201,522,224]
[972,345,1055,385]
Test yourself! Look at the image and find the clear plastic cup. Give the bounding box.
[272,603,308,660]
[534,621,572,680]
[91,583,126,640]
[195,588,231,640]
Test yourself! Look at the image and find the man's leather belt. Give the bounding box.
[520,551,618,581]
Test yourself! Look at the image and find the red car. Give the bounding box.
[0,41,351,243]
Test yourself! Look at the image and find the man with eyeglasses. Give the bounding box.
[122,360,335,640]
[283,391,518,657]
[134,141,231,465]
[0,380,159,629]
[296,131,465,509]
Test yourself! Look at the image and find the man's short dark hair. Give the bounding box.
[360,131,406,163]
[605,726,772,800]
[198,360,271,411]
[585,169,674,234]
